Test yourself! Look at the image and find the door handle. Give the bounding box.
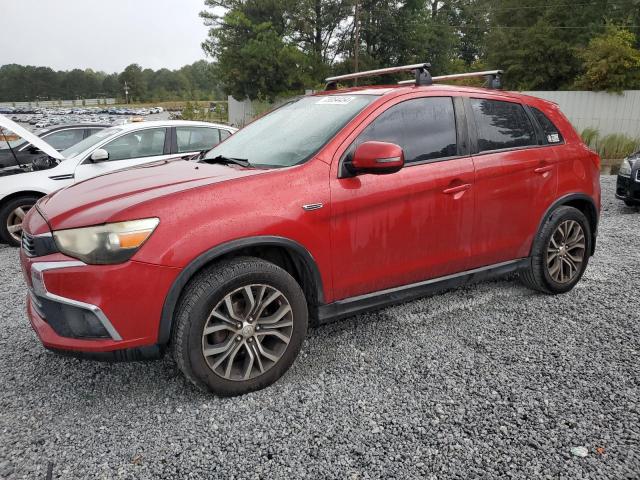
[442,183,471,195]
[534,165,553,174]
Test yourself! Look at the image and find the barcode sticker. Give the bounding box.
[316,96,355,105]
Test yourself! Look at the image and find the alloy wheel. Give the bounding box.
[546,220,586,284]
[201,284,293,381]
[6,203,34,243]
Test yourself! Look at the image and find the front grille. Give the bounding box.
[21,232,36,257]
[21,232,58,258]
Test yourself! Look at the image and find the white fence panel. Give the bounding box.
[523,90,640,138]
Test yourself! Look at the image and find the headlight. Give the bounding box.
[619,157,639,177]
[53,218,159,264]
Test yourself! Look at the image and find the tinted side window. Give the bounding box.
[43,129,84,150]
[86,128,104,137]
[355,97,457,163]
[176,127,221,153]
[103,128,166,161]
[531,107,564,144]
[471,99,536,152]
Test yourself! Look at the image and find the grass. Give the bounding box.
[580,128,640,159]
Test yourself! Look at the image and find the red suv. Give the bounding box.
[19,69,601,396]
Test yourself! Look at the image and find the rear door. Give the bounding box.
[466,96,558,267]
[329,94,476,299]
[172,126,223,158]
[74,127,173,181]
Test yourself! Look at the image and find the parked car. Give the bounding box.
[0,116,236,245]
[19,65,600,396]
[616,150,640,206]
[0,123,109,169]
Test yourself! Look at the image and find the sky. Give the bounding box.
[0,0,213,73]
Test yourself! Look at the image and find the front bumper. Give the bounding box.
[616,172,640,204]
[21,249,181,357]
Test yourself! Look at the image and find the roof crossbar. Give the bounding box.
[397,70,503,89]
[324,63,432,90]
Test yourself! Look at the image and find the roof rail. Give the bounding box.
[325,63,432,90]
[398,70,503,89]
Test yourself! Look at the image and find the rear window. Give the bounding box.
[471,99,537,152]
[531,107,564,144]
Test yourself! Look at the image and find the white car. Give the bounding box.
[0,116,237,246]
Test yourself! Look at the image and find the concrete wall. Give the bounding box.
[523,90,640,138]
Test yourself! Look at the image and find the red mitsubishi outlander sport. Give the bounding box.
[20,66,601,396]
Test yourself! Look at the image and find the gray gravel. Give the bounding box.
[1,176,638,479]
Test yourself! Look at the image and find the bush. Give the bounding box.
[580,128,640,159]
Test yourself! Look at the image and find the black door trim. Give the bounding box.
[317,258,529,324]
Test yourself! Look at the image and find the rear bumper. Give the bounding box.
[21,250,181,357]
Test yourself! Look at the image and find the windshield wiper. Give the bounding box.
[201,155,251,167]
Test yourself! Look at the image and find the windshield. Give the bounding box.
[61,126,122,159]
[204,95,376,167]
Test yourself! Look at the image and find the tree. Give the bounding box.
[119,64,147,102]
[574,25,640,92]
[202,6,311,100]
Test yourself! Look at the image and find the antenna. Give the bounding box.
[325,63,432,90]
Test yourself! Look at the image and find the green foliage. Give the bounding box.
[599,133,640,159]
[580,128,640,159]
[0,61,223,102]
[179,101,227,123]
[580,127,601,149]
[574,25,640,92]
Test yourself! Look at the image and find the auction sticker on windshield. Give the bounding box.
[316,96,355,105]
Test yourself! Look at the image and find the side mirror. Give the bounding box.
[28,145,40,154]
[90,148,109,162]
[350,141,404,175]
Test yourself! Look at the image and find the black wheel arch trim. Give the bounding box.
[157,235,325,345]
[534,193,599,256]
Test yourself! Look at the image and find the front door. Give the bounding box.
[329,95,475,300]
[74,127,173,181]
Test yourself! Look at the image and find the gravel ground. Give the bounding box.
[0,176,638,479]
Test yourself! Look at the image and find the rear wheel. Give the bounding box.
[520,206,591,294]
[0,195,39,246]
[172,257,308,396]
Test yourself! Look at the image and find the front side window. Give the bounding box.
[531,107,564,144]
[43,129,85,150]
[176,127,220,153]
[62,127,122,159]
[102,128,166,161]
[204,94,376,168]
[354,97,458,163]
[471,99,537,152]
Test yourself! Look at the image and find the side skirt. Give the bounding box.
[316,258,529,324]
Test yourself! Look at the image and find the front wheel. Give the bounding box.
[171,257,308,396]
[520,206,591,294]
[0,195,40,246]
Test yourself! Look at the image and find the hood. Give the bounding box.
[0,114,64,161]
[38,159,267,230]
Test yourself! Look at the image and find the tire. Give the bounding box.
[0,195,40,247]
[624,199,638,207]
[520,206,591,294]
[172,257,308,396]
